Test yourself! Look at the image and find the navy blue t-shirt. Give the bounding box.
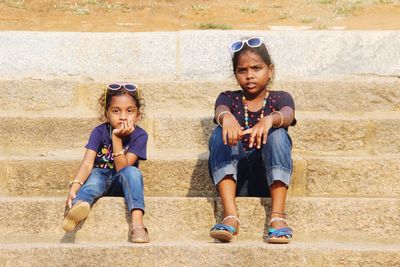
[215,90,296,149]
[85,123,148,169]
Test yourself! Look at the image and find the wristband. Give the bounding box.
[217,111,231,127]
[69,180,83,187]
[112,149,125,158]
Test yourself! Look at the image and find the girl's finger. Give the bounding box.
[129,122,135,134]
[237,127,244,140]
[67,197,72,209]
[249,128,258,148]
[263,127,269,144]
[242,128,252,135]
[228,129,234,146]
[232,130,238,146]
[256,127,263,149]
[222,128,228,145]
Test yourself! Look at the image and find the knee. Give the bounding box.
[119,166,143,184]
[209,126,225,149]
[265,128,292,152]
[85,169,106,185]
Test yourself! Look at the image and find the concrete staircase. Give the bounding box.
[0,31,399,266]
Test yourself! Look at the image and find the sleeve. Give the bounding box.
[213,91,233,124]
[276,91,295,111]
[276,91,296,126]
[127,130,148,160]
[85,127,102,152]
[215,91,233,111]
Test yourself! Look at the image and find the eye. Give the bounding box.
[127,108,133,113]
[237,68,246,73]
[112,109,119,113]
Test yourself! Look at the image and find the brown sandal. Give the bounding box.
[62,201,90,232]
[131,226,150,243]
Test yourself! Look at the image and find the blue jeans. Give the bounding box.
[73,166,145,213]
[208,127,293,197]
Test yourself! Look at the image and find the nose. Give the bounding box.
[119,111,127,120]
[246,69,254,80]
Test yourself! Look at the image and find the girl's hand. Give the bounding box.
[113,120,135,138]
[244,115,273,149]
[222,113,244,146]
[66,184,81,208]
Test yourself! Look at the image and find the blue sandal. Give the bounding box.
[210,215,240,242]
[267,217,293,244]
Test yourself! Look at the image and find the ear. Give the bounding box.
[136,112,142,122]
[268,64,274,77]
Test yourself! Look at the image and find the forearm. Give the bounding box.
[269,106,294,128]
[69,161,93,193]
[112,135,129,172]
[215,105,232,126]
[73,159,93,184]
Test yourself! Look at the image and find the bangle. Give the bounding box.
[69,180,83,187]
[112,149,125,158]
[271,111,284,128]
[217,111,231,127]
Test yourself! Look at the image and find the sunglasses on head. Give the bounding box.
[107,83,137,92]
[229,37,264,55]
[104,82,138,113]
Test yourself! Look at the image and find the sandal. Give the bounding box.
[209,215,240,242]
[62,201,90,232]
[131,225,150,243]
[266,215,293,244]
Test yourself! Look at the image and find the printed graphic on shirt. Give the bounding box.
[94,143,130,169]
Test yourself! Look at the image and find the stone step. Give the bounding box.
[0,241,399,267]
[0,196,399,244]
[1,112,399,155]
[152,111,400,154]
[1,31,399,80]
[1,152,399,198]
[1,76,399,113]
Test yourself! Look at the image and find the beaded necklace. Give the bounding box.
[242,90,269,129]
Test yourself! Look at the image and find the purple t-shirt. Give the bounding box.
[85,123,148,169]
[215,90,296,149]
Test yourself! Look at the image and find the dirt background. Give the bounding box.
[0,0,399,31]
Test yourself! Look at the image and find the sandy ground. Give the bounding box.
[0,0,399,32]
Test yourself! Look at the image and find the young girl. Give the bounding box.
[208,37,296,244]
[62,83,149,243]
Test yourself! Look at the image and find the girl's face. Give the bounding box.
[235,50,273,97]
[106,94,140,129]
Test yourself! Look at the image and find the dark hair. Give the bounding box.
[232,43,274,74]
[98,88,144,121]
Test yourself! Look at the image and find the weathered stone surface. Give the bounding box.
[178,31,400,80]
[305,156,400,197]
[0,241,399,267]
[1,31,399,80]
[0,197,399,243]
[1,155,399,197]
[2,77,399,113]
[0,117,97,154]
[152,113,400,153]
[0,31,177,81]
[1,31,400,266]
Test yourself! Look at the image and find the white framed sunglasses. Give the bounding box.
[229,37,265,55]
[107,83,137,92]
[104,82,138,112]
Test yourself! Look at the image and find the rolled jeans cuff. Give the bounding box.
[266,166,292,187]
[212,161,238,186]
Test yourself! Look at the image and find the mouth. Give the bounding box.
[246,83,257,89]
